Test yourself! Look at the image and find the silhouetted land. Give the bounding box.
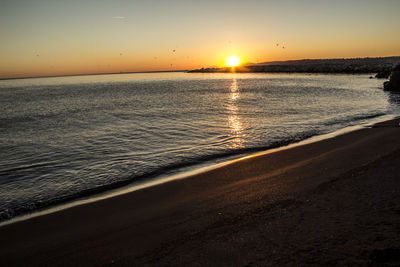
[189,57,400,77]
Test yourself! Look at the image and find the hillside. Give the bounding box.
[189,57,400,76]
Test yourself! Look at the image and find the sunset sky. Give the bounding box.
[1,0,399,78]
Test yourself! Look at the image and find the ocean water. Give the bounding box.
[0,72,399,220]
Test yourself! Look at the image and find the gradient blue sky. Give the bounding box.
[1,0,399,78]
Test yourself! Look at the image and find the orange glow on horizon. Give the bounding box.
[1,1,400,79]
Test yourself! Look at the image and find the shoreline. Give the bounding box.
[1,116,400,265]
[188,56,400,75]
[0,114,395,227]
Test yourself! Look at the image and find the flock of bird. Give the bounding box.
[276,43,285,49]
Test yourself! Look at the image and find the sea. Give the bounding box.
[1,72,399,221]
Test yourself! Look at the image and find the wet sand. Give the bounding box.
[1,118,400,266]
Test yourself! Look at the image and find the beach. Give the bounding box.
[1,117,400,266]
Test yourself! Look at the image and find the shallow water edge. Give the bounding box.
[1,114,396,227]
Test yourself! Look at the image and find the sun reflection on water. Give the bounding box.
[228,78,244,148]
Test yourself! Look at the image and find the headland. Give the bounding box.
[189,56,400,78]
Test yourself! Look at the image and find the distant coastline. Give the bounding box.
[3,57,399,81]
[189,56,400,77]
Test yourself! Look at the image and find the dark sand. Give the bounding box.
[1,118,400,266]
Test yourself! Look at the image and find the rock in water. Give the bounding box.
[383,65,400,91]
[376,69,391,79]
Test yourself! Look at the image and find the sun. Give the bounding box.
[225,55,242,67]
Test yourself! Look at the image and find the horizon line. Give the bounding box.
[0,70,190,81]
[2,55,400,80]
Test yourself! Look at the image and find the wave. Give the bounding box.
[322,112,386,127]
[0,112,388,222]
[0,129,322,222]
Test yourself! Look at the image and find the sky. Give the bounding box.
[1,0,399,78]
